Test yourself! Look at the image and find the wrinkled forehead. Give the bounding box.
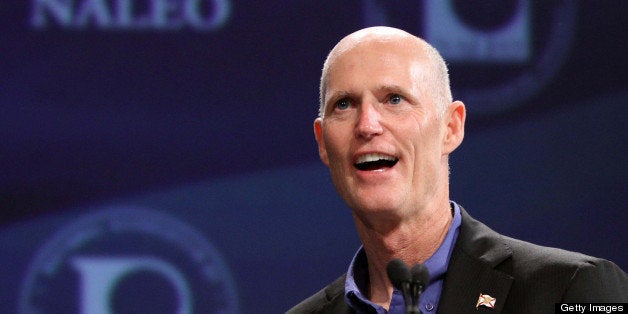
[318,28,435,116]
[331,39,420,66]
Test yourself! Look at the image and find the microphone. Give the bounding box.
[410,263,430,311]
[386,259,419,314]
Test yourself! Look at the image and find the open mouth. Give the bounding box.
[354,153,399,171]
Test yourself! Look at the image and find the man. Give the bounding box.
[287,27,627,313]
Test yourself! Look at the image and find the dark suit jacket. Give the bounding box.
[287,208,627,313]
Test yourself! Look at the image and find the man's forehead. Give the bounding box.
[319,27,433,107]
[326,84,410,99]
[326,42,426,82]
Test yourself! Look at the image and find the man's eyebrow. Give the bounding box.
[328,90,351,98]
[375,84,406,94]
[325,85,415,108]
[325,90,351,104]
[376,84,421,104]
[328,85,405,100]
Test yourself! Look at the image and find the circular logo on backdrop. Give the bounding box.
[19,207,239,314]
[362,0,577,116]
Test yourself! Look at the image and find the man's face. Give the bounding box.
[315,39,453,222]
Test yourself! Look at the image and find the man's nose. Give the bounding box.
[355,102,383,139]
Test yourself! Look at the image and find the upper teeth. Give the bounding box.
[356,153,397,164]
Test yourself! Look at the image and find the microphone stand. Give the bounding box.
[387,259,426,314]
[409,263,429,314]
[401,281,419,314]
[408,282,423,314]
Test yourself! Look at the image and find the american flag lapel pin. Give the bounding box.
[476,293,496,309]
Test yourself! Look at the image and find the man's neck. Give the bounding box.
[353,201,454,309]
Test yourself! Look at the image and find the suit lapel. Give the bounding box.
[437,208,514,314]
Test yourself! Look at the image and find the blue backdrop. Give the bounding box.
[1,1,626,313]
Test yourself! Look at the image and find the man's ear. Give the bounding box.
[442,101,466,155]
[314,118,330,166]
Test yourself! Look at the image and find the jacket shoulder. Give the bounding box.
[501,235,628,302]
[453,207,628,306]
[458,207,625,281]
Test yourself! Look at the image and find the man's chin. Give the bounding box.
[349,197,403,217]
[350,204,408,232]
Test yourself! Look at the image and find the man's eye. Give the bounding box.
[389,94,403,105]
[336,99,350,110]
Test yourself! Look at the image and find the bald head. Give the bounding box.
[318,27,452,118]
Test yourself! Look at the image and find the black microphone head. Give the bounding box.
[386,258,411,290]
[410,263,430,287]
